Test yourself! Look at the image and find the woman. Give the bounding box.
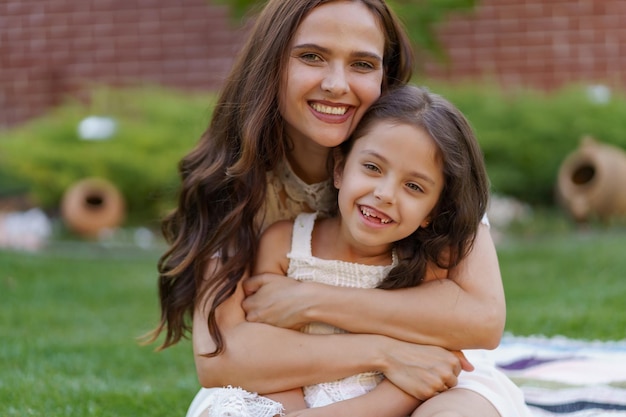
[148,0,507,415]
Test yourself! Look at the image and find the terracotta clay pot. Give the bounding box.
[557,136,626,222]
[61,177,125,237]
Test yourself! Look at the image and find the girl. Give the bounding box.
[233,85,531,417]
[148,0,509,415]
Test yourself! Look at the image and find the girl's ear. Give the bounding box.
[421,211,436,228]
[333,148,345,189]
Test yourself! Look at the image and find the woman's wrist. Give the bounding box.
[296,281,328,323]
[366,334,392,373]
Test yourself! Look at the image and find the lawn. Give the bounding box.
[1,225,625,416]
[498,226,626,340]
[0,243,196,416]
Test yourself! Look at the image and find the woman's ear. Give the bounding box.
[333,148,344,189]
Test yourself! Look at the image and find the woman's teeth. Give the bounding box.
[311,103,348,115]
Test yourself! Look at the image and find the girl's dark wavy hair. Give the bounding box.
[337,85,490,290]
[145,0,414,354]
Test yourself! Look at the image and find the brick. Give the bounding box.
[3,0,626,128]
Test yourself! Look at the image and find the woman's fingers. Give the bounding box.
[381,342,463,400]
[242,274,307,328]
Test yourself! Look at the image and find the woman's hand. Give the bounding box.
[243,273,314,329]
[378,340,473,400]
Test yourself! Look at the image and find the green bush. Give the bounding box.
[0,86,213,225]
[424,82,626,205]
[2,82,626,228]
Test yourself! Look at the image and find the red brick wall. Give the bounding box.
[0,0,244,127]
[422,0,626,90]
[2,0,625,128]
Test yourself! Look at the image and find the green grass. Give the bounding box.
[2,224,625,415]
[499,227,626,340]
[0,244,197,416]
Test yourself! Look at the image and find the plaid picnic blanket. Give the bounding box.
[492,335,626,416]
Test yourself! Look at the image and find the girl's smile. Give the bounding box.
[335,121,444,252]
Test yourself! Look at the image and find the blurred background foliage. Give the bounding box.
[2,1,626,230]
[0,87,213,226]
[1,82,625,227]
[425,81,626,205]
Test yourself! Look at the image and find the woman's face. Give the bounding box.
[279,1,385,152]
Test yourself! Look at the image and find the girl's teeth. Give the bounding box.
[361,207,391,223]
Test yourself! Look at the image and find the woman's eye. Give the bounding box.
[300,53,322,63]
[353,61,375,71]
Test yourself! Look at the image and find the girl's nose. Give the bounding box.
[374,181,396,204]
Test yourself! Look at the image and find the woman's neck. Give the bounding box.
[286,143,331,185]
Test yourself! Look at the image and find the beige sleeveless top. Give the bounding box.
[256,158,336,231]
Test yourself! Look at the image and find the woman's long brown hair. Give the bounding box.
[146,0,414,354]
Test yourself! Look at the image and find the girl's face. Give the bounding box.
[279,1,385,152]
[334,121,445,253]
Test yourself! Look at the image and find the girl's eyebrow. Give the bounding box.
[292,43,383,63]
[361,150,437,185]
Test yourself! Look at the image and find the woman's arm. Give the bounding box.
[193,227,468,396]
[284,380,421,417]
[243,225,505,350]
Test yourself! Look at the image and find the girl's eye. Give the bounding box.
[406,183,424,193]
[363,163,380,173]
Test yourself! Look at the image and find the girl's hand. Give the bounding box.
[243,273,313,329]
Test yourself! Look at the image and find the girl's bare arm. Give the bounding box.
[284,379,421,417]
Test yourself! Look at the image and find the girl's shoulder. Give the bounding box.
[259,219,295,245]
[256,219,294,274]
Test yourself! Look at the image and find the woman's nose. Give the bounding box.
[321,65,350,96]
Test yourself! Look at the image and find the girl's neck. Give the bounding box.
[313,217,394,266]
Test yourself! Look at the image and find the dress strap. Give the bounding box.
[289,212,317,258]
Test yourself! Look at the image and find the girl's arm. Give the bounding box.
[193,222,467,397]
[243,225,505,350]
[265,388,307,414]
[285,380,421,417]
